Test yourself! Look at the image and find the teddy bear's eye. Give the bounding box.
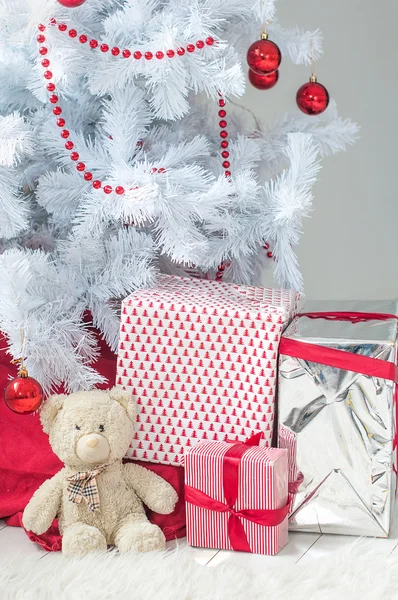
[99,424,105,432]
[75,425,81,431]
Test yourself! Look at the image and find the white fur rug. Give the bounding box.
[1,540,397,600]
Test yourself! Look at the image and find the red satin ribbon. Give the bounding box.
[279,337,398,384]
[299,311,398,324]
[185,440,289,553]
[288,471,304,495]
[280,311,398,451]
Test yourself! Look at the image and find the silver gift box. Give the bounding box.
[278,300,398,537]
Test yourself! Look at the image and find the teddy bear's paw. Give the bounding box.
[22,506,51,536]
[22,515,48,536]
[62,522,107,557]
[154,488,179,515]
[115,519,166,553]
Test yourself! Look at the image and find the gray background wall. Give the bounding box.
[243,0,398,299]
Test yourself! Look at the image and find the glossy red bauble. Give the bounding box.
[296,78,330,115]
[247,38,281,75]
[57,0,87,7]
[248,69,279,90]
[4,375,43,414]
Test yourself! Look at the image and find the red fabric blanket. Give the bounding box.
[0,332,186,550]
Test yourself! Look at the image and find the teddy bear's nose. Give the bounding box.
[86,436,99,448]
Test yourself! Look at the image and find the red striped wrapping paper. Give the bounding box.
[279,425,303,513]
[184,441,289,555]
[117,275,299,466]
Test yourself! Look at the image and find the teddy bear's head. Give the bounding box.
[40,387,136,469]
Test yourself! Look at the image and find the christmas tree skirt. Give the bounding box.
[0,330,186,549]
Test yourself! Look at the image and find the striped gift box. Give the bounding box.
[184,441,289,555]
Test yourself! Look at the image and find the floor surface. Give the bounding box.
[1,519,398,569]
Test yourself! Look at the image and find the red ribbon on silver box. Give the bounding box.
[280,311,398,451]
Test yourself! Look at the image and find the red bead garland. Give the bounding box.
[263,243,274,260]
[39,19,238,278]
[215,261,232,282]
[37,22,225,198]
[52,19,215,63]
[214,92,234,282]
[217,98,232,180]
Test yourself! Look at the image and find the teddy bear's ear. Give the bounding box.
[108,387,136,423]
[40,394,66,434]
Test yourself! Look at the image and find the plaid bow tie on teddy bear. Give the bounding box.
[66,464,109,512]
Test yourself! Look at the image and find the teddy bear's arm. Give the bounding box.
[22,469,65,535]
[122,463,178,515]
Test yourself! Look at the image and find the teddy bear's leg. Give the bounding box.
[114,513,166,553]
[62,522,107,557]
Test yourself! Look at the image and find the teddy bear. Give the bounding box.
[22,387,178,556]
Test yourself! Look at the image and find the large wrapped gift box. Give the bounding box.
[278,301,398,537]
[117,275,299,465]
[184,439,289,555]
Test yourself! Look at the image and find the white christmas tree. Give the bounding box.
[0,0,358,392]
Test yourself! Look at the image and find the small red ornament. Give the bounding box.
[247,34,281,75]
[4,366,43,415]
[57,0,87,7]
[296,76,330,115]
[248,69,279,90]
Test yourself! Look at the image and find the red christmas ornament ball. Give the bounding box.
[247,38,281,75]
[248,69,279,90]
[4,374,44,415]
[57,0,87,7]
[296,78,330,115]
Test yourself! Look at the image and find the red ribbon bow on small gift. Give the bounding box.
[185,434,289,553]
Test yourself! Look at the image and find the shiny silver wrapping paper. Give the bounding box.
[278,300,398,537]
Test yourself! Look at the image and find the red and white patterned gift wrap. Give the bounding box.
[184,441,289,555]
[117,275,299,466]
